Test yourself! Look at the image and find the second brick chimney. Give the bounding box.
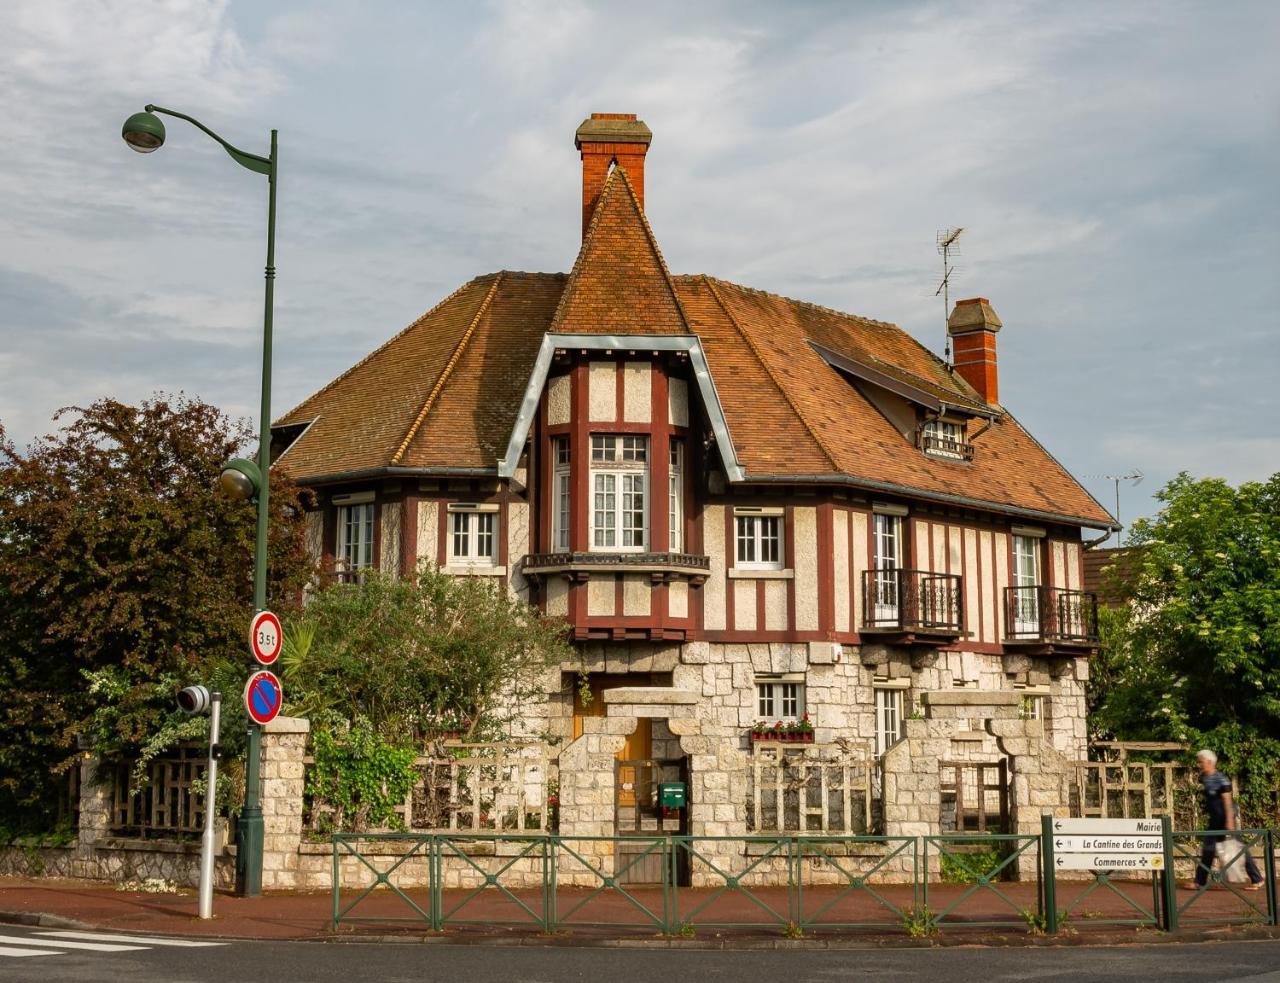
[575,113,652,238]
[948,298,1003,404]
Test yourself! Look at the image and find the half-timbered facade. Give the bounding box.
[274,113,1116,844]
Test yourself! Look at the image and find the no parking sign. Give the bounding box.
[244,669,283,726]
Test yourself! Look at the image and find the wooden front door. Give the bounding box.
[573,675,653,806]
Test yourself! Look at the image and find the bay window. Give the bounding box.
[552,437,571,551]
[668,439,684,552]
[590,435,647,551]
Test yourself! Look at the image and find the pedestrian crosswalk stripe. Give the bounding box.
[0,946,65,958]
[0,933,146,952]
[37,930,226,947]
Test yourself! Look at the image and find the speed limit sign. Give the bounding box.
[249,610,283,666]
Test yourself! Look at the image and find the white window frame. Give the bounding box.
[874,687,904,756]
[922,419,966,459]
[872,512,903,621]
[336,501,375,578]
[589,435,648,552]
[756,678,804,723]
[668,440,683,552]
[448,505,499,566]
[1012,533,1041,633]
[552,437,571,552]
[735,508,783,570]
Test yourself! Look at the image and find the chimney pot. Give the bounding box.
[575,112,652,238]
[948,297,1003,404]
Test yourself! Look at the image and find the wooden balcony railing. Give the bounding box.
[1003,586,1099,644]
[860,569,963,634]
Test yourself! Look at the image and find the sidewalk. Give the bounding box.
[0,875,1272,946]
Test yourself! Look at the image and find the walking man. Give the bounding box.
[1190,749,1264,890]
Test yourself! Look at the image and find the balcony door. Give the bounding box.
[1012,534,1041,635]
[873,513,903,623]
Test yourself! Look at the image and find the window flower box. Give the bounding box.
[749,715,816,744]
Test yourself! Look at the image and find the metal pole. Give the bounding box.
[199,692,223,919]
[1160,814,1177,930]
[1114,479,1121,547]
[1041,814,1057,934]
[235,129,277,898]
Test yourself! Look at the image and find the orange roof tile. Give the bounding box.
[274,171,1114,529]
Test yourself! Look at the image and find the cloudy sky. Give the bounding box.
[1,0,1276,530]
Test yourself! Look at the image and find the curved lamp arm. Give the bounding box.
[146,104,272,176]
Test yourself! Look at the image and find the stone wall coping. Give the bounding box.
[302,837,548,857]
[602,687,699,705]
[922,689,1021,707]
[263,715,311,735]
[95,837,230,856]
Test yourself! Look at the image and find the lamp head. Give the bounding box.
[218,457,262,502]
[122,111,165,153]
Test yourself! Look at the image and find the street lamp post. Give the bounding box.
[122,105,277,896]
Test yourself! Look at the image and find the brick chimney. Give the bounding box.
[947,297,1003,404]
[575,113,652,238]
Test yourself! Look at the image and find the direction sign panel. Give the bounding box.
[244,670,283,726]
[1052,835,1164,853]
[1055,853,1164,872]
[1048,818,1162,836]
[249,610,283,666]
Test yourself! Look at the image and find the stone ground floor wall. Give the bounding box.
[22,641,1091,892]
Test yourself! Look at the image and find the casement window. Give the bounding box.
[1020,694,1047,721]
[552,437,571,551]
[872,512,904,620]
[1012,533,1041,632]
[668,440,684,552]
[874,687,904,756]
[448,505,498,565]
[336,502,375,580]
[921,419,967,459]
[756,678,804,722]
[590,435,647,551]
[735,509,783,569]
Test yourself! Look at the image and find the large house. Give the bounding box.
[273,113,1116,849]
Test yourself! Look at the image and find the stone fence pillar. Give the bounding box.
[259,715,309,890]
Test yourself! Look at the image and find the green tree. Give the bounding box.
[281,566,571,743]
[0,396,314,830]
[1091,471,1280,822]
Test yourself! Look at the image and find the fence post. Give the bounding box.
[1266,829,1277,927]
[430,835,441,932]
[789,837,800,930]
[1041,815,1057,934]
[664,836,676,936]
[1160,814,1177,931]
[330,836,340,931]
[547,835,558,934]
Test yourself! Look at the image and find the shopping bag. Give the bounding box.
[1216,838,1251,884]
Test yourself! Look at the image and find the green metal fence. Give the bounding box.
[331,828,1280,936]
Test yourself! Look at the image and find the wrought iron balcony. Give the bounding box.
[1003,586,1099,645]
[860,569,964,636]
[918,432,975,462]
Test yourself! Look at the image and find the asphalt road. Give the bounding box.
[2,926,1280,982]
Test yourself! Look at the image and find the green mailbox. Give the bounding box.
[659,782,687,809]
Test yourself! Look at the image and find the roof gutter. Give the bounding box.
[739,471,1121,532]
[291,465,499,486]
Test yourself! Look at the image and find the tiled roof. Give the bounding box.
[275,166,1114,528]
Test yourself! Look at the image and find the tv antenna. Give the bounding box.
[1088,470,1144,546]
[936,228,964,362]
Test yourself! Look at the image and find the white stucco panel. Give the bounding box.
[667,377,689,427]
[704,505,727,631]
[546,578,569,617]
[833,509,850,633]
[733,580,757,631]
[622,362,651,423]
[622,575,650,617]
[588,362,616,422]
[417,500,439,568]
[794,507,819,631]
[587,578,615,616]
[764,580,788,631]
[380,504,401,576]
[669,580,689,619]
[547,373,571,427]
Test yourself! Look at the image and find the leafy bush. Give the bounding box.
[305,724,418,833]
[939,844,1003,883]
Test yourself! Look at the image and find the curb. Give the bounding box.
[0,910,95,931]
[3,908,1279,950]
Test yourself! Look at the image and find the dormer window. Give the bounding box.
[590,435,648,551]
[920,419,972,461]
